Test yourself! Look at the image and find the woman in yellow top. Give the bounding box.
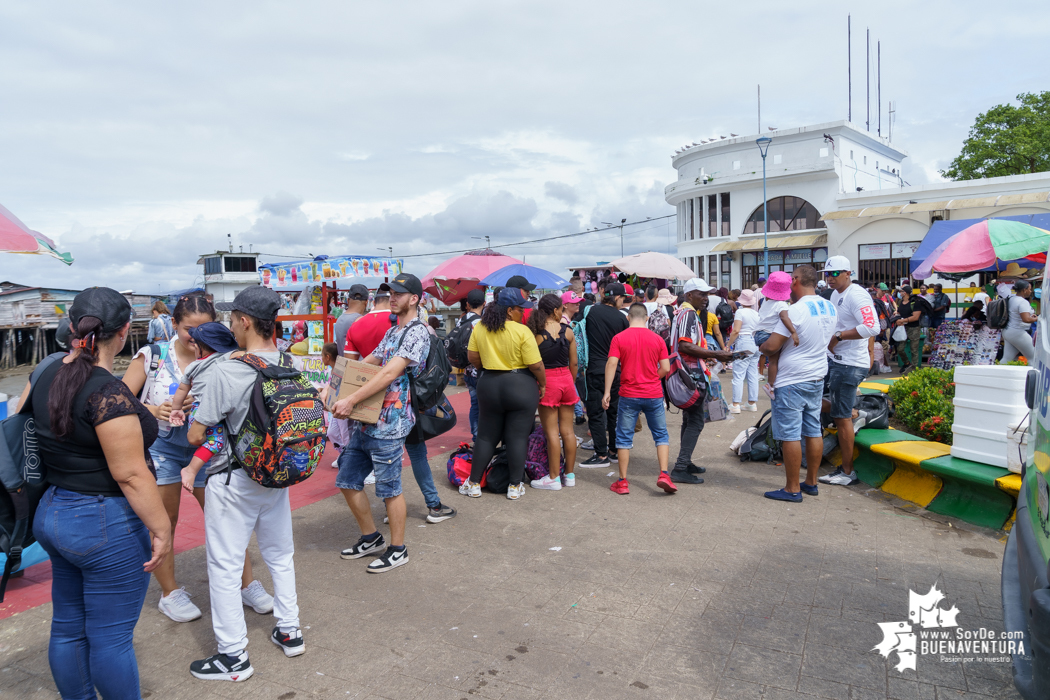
[461,287,546,500]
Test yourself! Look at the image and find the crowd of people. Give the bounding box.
[18,252,1042,696]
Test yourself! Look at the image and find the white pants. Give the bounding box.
[205,468,299,655]
[1001,327,1035,363]
[732,335,760,404]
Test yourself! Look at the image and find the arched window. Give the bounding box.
[743,197,826,234]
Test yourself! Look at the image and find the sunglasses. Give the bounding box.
[825,271,848,278]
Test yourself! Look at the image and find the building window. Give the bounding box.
[743,197,826,234]
[857,242,921,287]
[223,256,257,273]
[720,192,730,236]
[741,248,828,289]
[708,255,718,286]
[204,257,221,275]
[721,255,731,289]
[707,195,717,237]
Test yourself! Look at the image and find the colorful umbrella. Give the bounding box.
[481,263,568,290]
[421,249,523,304]
[608,251,695,281]
[918,219,1050,275]
[0,202,73,265]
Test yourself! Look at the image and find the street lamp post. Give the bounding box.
[601,218,628,257]
[377,246,393,257]
[756,137,773,280]
[471,235,491,250]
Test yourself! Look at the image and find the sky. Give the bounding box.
[1,1,1046,294]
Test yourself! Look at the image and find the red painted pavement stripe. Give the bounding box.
[0,390,473,620]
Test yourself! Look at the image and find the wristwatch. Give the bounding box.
[834,331,843,342]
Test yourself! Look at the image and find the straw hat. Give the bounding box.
[655,288,676,306]
[737,289,757,307]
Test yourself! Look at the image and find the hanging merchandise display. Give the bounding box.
[260,255,403,290]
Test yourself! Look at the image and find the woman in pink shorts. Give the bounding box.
[525,294,579,489]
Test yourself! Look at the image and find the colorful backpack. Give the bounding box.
[524,422,566,481]
[446,442,487,488]
[664,352,704,410]
[230,353,327,488]
[647,306,671,350]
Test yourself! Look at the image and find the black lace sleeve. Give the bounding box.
[87,379,144,426]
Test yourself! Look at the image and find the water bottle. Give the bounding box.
[157,382,179,436]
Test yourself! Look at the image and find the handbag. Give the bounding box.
[891,325,907,342]
[406,395,457,444]
[702,373,729,423]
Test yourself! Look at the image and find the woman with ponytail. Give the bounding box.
[525,293,579,489]
[31,287,171,699]
[461,288,545,500]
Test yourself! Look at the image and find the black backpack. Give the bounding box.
[482,448,511,493]
[399,321,457,444]
[986,297,1010,329]
[714,302,734,333]
[738,410,781,463]
[444,314,477,369]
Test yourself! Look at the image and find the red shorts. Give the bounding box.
[540,366,579,407]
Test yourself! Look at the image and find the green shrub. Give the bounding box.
[887,367,956,444]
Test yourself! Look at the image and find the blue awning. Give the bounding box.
[909,213,1050,275]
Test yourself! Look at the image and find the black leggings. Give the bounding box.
[469,370,540,485]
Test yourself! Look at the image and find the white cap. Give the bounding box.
[823,255,852,273]
[683,277,716,294]
[817,280,828,287]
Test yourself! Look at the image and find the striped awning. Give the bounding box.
[711,233,827,252]
[822,191,1050,220]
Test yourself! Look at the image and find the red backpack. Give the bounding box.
[446,442,487,487]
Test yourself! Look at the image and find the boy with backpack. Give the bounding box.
[332,273,433,573]
[189,286,322,682]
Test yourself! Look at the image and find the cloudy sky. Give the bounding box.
[1,1,1045,294]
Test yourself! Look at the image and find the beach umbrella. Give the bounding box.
[917,219,1050,276]
[608,251,695,281]
[0,202,73,265]
[481,263,568,290]
[421,249,523,304]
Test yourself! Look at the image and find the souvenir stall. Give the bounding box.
[258,254,402,387]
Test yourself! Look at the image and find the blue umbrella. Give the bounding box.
[480,263,569,289]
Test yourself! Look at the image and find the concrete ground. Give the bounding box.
[0,375,1020,699]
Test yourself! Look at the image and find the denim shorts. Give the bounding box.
[615,396,669,450]
[824,361,868,420]
[336,429,404,499]
[771,380,824,442]
[151,426,207,488]
[754,330,771,347]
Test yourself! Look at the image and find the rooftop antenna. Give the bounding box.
[847,15,851,122]
[757,84,761,133]
[888,100,895,142]
[866,28,870,131]
[877,40,882,137]
[227,233,233,252]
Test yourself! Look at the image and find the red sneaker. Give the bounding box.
[657,472,678,493]
[609,479,630,495]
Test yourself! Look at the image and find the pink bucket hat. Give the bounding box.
[761,271,792,301]
[737,289,757,307]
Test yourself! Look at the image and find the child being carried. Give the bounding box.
[168,322,242,491]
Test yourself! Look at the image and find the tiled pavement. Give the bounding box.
[0,380,1020,699]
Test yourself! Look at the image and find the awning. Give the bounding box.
[822,192,1050,221]
[946,196,998,210]
[900,200,950,214]
[996,192,1049,206]
[712,233,827,252]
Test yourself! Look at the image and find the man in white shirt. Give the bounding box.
[818,256,879,487]
[758,265,837,503]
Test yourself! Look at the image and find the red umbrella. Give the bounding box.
[0,202,73,265]
[421,249,522,303]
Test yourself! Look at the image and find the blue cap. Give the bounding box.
[496,287,534,308]
[188,322,240,354]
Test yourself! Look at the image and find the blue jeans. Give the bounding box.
[404,441,440,509]
[33,486,150,700]
[150,424,206,488]
[825,360,868,419]
[337,430,404,499]
[464,372,479,441]
[615,397,669,450]
[771,380,824,442]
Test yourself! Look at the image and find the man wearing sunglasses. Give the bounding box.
[819,256,879,487]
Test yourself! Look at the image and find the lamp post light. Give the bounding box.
[471,235,491,250]
[601,218,628,257]
[377,246,393,257]
[756,137,773,280]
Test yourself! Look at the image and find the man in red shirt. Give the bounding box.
[344,284,395,359]
[602,303,673,495]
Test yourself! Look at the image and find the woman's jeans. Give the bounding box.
[33,486,150,700]
[731,335,760,404]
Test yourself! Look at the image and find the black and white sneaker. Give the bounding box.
[271,626,306,657]
[579,453,610,468]
[426,503,457,523]
[366,546,409,573]
[340,533,385,560]
[189,652,253,682]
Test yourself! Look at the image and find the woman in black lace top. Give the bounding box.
[31,287,171,700]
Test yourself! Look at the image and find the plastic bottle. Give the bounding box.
[157,381,179,436]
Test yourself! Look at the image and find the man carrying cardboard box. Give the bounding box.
[331,273,431,573]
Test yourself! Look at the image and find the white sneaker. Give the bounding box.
[241,580,274,614]
[459,479,481,498]
[159,587,202,622]
[729,404,741,414]
[364,471,376,485]
[561,473,575,487]
[825,470,860,486]
[507,483,525,500]
[530,475,562,490]
[852,410,869,434]
[746,403,758,412]
[331,458,340,469]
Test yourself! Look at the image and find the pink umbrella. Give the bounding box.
[0,202,73,265]
[421,249,523,304]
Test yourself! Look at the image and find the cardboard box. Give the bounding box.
[325,356,385,424]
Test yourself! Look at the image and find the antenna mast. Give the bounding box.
[878,41,882,137]
[757,84,761,133]
[848,15,851,122]
[866,28,870,131]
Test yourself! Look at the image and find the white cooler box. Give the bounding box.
[950,365,1029,468]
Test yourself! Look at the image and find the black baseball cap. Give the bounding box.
[466,288,486,307]
[506,275,536,292]
[215,285,281,320]
[347,284,369,301]
[55,317,72,349]
[603,282,626,298]
[188,322,240,353]
[388,273,423,297]
[376,282,392,296]
[70,287,132,333]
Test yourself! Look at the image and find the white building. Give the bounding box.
[666,120,1050,289]
[198,251,261,303]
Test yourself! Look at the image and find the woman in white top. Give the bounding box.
[1002,280,1037,362]
[727,289,761,413]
